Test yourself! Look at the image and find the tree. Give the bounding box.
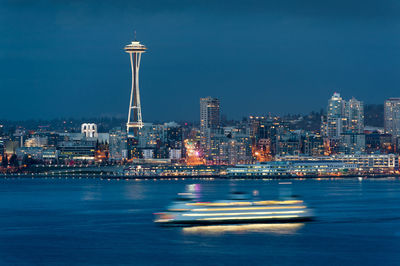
[1,155,8,168]
[9,154,19,168]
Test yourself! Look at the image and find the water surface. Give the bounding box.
[0,177,399,265]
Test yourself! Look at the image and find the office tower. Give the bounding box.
[384,98,400,137]
[124,36,147,136]
[200,97,220,136]
[200,97,220,157]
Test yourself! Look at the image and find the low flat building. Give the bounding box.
[57,140,96,161]
[276,154,399,173]
[228,160,356,177]
[42,148,59,161]
[16,147,43,160]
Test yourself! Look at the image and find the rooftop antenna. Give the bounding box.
[134,30,137,41]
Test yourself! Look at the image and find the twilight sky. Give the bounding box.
[1,0,400,121]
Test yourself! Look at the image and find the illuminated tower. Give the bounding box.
[326,92,344,138]
[199,97,220,152]
[200,97,220,136]
[124,35,147,135]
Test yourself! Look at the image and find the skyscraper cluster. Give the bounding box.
[322,93,365,154]
[199,97,252,165]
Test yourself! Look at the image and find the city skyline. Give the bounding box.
[3,2,400,265]
[2,1,400,121]
[0,91,396,169]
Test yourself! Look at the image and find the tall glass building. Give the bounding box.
[384,98,400,137]
[326,93,344,138]
[200,97,220,136]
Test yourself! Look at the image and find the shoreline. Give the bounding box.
[0,173,398,180]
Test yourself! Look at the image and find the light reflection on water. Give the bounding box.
[124,183,145,200]
[182,223,304,235]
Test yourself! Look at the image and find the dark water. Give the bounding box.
[1,177,400,265]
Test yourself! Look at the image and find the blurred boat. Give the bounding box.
[154,191,313,226]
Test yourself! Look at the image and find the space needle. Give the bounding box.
[124,33,147,136]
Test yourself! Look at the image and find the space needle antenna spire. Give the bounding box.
[124,33,147,136]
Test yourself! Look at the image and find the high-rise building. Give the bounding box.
[200,97,220,156]
[384,98,400,137]
[344,97,364,134]
[109,128,128,161]
[207,128,252,165]
[275,131,302,156]
[124,36,147,136]
[302,134,324,156]
[200,97,220,136]
[326,93,344,138]
[137,123,165,148]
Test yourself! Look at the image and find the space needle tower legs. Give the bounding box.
[124,35,147,136]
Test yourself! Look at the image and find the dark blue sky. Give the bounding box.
[1,0,400,121]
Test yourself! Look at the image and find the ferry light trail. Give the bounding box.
[191,206,306,212]
[183,210,305,216]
